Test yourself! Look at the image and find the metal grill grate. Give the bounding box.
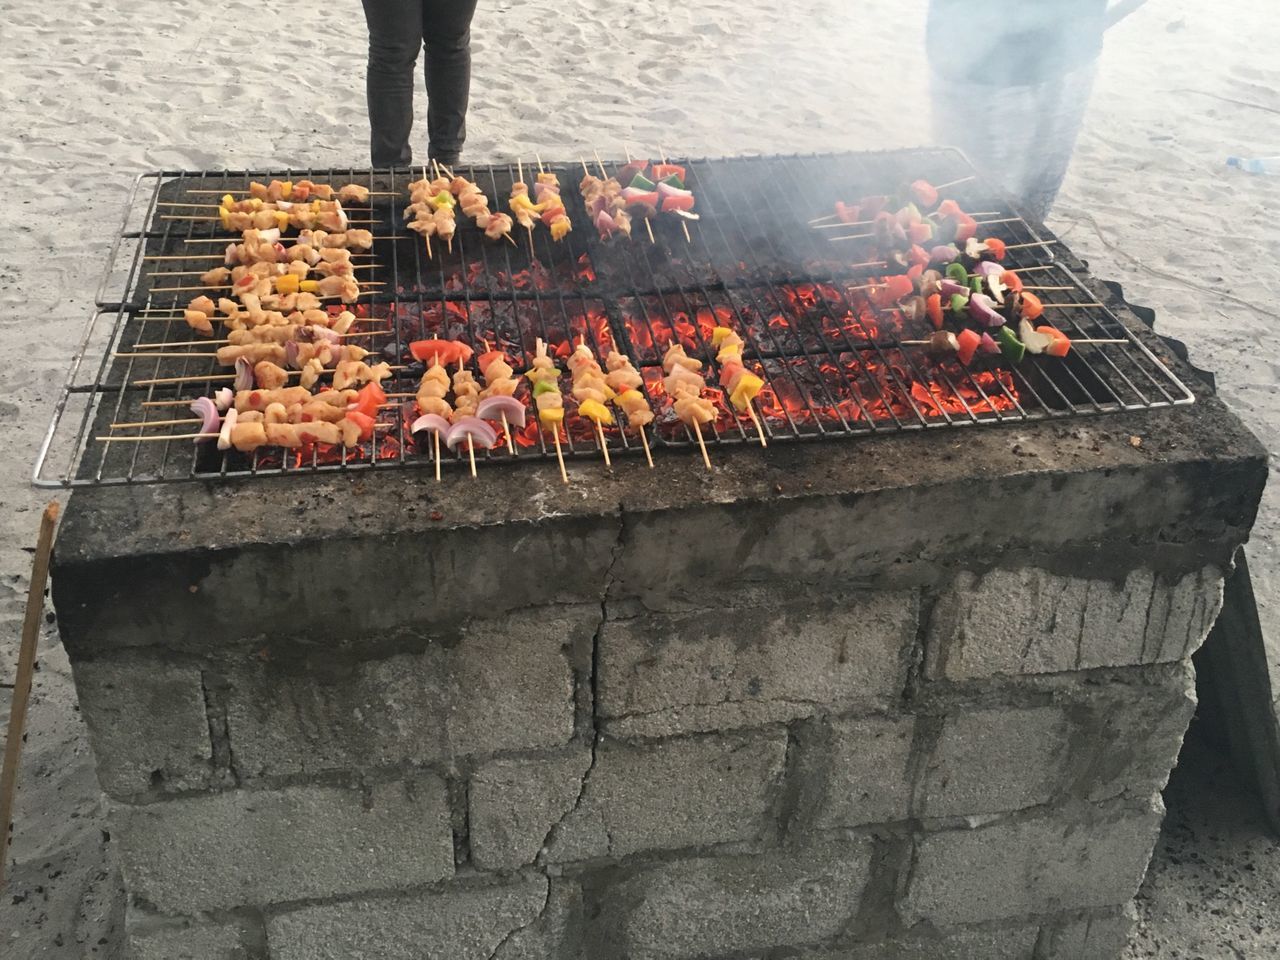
[35,149,1195,487]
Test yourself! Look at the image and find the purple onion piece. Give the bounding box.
[968,294,1004,328]
[411,413,451,438]
[189,397,220,443]
[309,324,341,345]
[979,332,1002,355]
[656,182,693,200]
[284,340,301,369]
[217,407,238,451]
[974,261,1004,278]
[476,395,528,429]
[213,387,234,412]
[446,416,499,452]
[939,279,970,299]
[929,245,959,264]
[233,357,254,391]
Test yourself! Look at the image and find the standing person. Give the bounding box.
[926,0,1147,220]
[360,0,480,169]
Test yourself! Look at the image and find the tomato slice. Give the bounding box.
[344,410,376,441]
[409,339,474,366]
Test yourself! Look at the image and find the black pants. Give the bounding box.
[360,0,479,168]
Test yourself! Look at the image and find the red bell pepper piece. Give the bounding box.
[907,264,924,282]
[623,190,661,210]
[858,195,888,219]
[835,201,860,224]
[872,274,914,307]
[956,328,982,365]
[1000,270,1023,292]
[1038,325,1072,357]
[1018,292,1044,321]
[650,163,686,183]
[540,204,566,227]
[345,410,376,441]
[660,194,696,214]
[409,339,474,366]
[908,244,931,269]
[927,293,944,330]
[909,180,939,209]
[952,214,978,244]
[936,199,963,218]
[907,221,934,245]
[350,381,386,418]
[618,160,648,183]
[477,350,508,373]
[983,237,1007,260]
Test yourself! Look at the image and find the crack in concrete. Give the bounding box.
[535,505,627,864]
[488,874,552,960]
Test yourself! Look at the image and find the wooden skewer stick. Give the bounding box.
[501,413,516,456]
[160,215,378,224]
[0,502,60,890]
[638,426,654,469]
[1021,286,1074,291]
[96,432,217,441]
[130,330,390,349]
[149,264,380,277]
[644,218,656,245]
[434,431,442,484]
[111,417,200,429]
[657,145,692,244]
[177,236,403,243]
[1002,240,1058,251]
[746,402,768,447]
[150,282,385,293]
[552,429,568,484]
[142,253,378,262]
[692,420,712,471]
[973,264,1055,276]
[595,419,612,469]
[183,189,398,197]
[934,175,977,191]
[132,366,404,387]
[1040,302,1103,309]
[467,436,477,478]
[811,213,1008,231]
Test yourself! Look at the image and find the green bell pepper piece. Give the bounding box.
[970,277,984,294]
[658,174,685,189]
[945,262,968,283]
[629,173,656,191]
[532,378,560,397]
[996,326,1026,364]
[949,293,968,316]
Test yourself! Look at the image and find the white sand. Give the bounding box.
[1,0,1278,955]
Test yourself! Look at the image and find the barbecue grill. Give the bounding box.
[35,148,1194,487]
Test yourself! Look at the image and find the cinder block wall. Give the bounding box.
[53,439,1261,960]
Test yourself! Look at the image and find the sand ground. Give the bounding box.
[1,0,1278,956]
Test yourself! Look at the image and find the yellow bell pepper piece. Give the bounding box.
[220,194,235,209]
[711,326,735,348]
[218,207,232,231]
[248,198,264,211]
[617,389,646,406]
[274,274,300,295]
[578,399,614,425]
[729,372,765,411]
[299,280,319,293]
[274,210,290,231]
[432,191,455,209]
[279,180,293,200]
[538,407,565,428]
[550,219,572,242]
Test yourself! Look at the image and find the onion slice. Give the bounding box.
[189,396,220,443]
[284,340,301,369]
[929,245,959,264]
[476,395,527,428]
[1019,318,1055,355]
[974,261,1004,278]
[939,279,970,299]
[968,293,1004,328]
[445,416,498,452]
[217,407,237,451]
[979,332,1002,355]
[411,413,451,438]
[234,356,254,390]
[213,387,234,412]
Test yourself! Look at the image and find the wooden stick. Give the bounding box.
[644,218,655,245]
[467,436,477,477]
[160,215,378,224]
[1022,286,1074,291]
[501,413,515,456]
[132,366,404,386]
[0,503,60,890]
[111,417,199,429]
[552,429,568,484]
[638,426,654,469]
[1041,303,1103,309]
[149,264,379,277]
[96,432,216,441]
[595,419,612,468]
[177,236,404,243]
[934,175,976,190]
[434,431,442,483]
[149,282,384,293]
[827,233,872,243]
[182,189,397,197]
[746,402,767,447]
[143,253,378,262]
[130,330,390,349]
[692,420,712,471]
[1002,240,1058,250]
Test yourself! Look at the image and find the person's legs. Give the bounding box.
[360,0,423,168]
[420,0,479,164]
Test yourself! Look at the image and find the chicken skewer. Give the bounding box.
[476,343,523,456]
[183,180,386,202]
[579,159,632,242]
[525,337,569,483]
[413,352,454,482]
[533,156,572,243]
[448,171,516,245]
[602,348,655,468]
[662,342,715,470]
[509,159,539,252]
[567,336,615,467]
